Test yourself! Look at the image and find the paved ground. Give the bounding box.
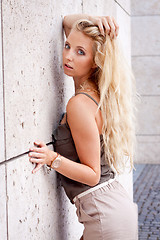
[133,164,160,240]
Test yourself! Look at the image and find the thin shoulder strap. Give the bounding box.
[66,92,100,128]
[76,92,99,107]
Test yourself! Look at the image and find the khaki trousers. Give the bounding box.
[74,180,138,240]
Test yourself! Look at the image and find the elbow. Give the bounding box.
[62,16,66,27]
[63,15,69,27]
[63,15,66,22]
[88,173,100,187]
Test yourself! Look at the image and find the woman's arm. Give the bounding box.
[29,144,99,186]
[28,95,101,186]
[63,14,90,37]
[63,14,119,39]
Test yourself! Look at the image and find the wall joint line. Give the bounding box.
[0,1,9,239]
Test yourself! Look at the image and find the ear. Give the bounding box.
[91,61,97,69]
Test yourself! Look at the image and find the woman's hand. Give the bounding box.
[90,16,119,39]
[63,14,119,39]
[28,141,56,174]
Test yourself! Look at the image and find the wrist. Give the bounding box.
[47,151,57,167]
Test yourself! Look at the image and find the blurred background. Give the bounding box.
[131,0,160,165]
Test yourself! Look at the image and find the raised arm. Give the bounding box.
[63,14,119,39]
[63,14,90,37]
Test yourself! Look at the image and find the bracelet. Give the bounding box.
[47,152,58,168]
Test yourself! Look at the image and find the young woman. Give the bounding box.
[28,14,138,240]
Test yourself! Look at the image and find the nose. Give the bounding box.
[65,49,74,61]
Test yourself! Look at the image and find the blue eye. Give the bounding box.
[65,43,70,49]
[78,49,85,55]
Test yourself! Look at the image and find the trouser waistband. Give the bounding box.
[72,178,116,204]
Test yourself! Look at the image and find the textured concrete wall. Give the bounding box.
[0,3,7,240]
[0,1,133,239]
[131,0,160,164]
[0,2,5,164]
[113,0,134,199]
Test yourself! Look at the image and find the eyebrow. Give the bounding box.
[77,46,86,51]
[65,41,87,52]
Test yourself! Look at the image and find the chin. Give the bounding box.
[64,72,73,77]
[63,70,74,77]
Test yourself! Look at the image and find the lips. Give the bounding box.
[64,63,73,69]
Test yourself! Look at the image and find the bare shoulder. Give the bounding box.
[67,94,92,114]
[66,92,102,137]
[66,94,97,132]
[67,93,99,115]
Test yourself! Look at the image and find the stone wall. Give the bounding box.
[131,0,160,164]
[0,1,133,239]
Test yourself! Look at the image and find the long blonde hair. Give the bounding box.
[73,19,140,174]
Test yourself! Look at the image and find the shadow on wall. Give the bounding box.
[50,25,72,239]
[51,26,66,124]
[57,174,71,240]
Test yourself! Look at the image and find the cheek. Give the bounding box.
[78,57,93,71]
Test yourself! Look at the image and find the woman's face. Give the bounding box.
[63,29,96,79]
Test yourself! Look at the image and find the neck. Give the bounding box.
[73,76,89,92]
[73,76,99,95]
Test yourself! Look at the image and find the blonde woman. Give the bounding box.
[28,14,138,240]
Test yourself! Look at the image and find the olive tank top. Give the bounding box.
[52,92,116,204]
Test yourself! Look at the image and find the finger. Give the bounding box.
[29,157,43,164]
[97,19,105,36]
[112,17,119,37]
[34,140,46,148]
[28,152,44,159]
[29,147,44,153]
[106,16,116,39]
[102,18,111,35]
[32,163,43,174]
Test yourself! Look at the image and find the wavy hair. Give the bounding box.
[72,19,140,174]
